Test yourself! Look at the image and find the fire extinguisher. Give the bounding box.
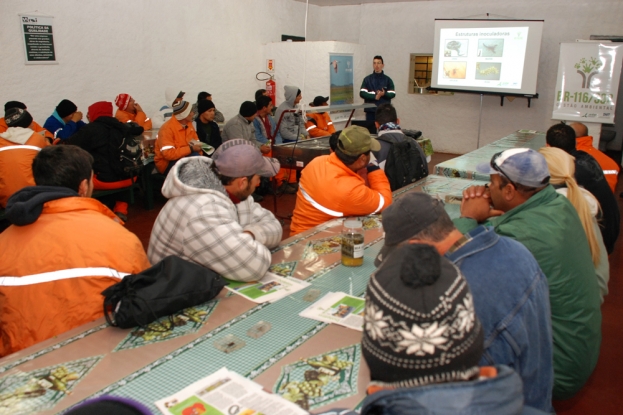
[257,72,276,106]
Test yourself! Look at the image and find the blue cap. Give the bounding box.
[476,148,550,188]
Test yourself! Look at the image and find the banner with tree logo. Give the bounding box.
[552,42,623,123]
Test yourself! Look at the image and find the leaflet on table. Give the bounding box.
[299,291,365,331]
[155,367,308,415]
[224,272,310,303]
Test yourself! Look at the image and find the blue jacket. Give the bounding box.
[445,226,553,413]
[43,111,86,140]
[253,115,282,145]
[321,366,548,415]
[359,71,396,113]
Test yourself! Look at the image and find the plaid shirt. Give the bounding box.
[148,158,282,282]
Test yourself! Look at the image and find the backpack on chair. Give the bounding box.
[113,122,144,178]
[381,137,428,191]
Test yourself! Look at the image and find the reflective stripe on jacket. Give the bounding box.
[290,153,392,235]
[115,108,153,131]
[154,116,200,174]
[305,112,336,138]
[0,133,48,207]
[0,197,150,356]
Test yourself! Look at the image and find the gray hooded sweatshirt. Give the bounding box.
[274,85,309,142]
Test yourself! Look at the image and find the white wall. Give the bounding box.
[0,0,312,124]
[307,0,623,154]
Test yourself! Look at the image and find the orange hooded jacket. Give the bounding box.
[0,129,48,207]
[576,136,619,193]
[305,112,336,138]
[115,108,153,130]
[290,153,392,235]
[0,197,150,356]
[0,118,53,141]
[154,116,200,174]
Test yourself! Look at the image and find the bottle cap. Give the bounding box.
[344,219,363,229]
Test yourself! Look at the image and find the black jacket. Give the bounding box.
[572,149,620,253]
[66,117,143,182]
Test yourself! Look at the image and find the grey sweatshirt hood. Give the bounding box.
[161,157,227,199]
[283,85,300,107]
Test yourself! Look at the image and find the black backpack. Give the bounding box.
[102,256,226,329]
[379,137,428,191]
[115,122,143,177]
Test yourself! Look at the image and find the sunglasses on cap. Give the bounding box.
[490,152,519,189]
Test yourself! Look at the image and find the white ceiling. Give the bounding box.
[294,0,426,6]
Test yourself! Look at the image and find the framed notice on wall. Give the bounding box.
[19,13,57,65]
[329,54,354,105]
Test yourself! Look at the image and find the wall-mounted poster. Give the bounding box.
[329,54,354,105]
[19,13,57,64]
[552,42,623,123]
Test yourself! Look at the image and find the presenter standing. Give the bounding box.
[360,56,396,122]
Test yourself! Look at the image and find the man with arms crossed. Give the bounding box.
[148,139,282,282]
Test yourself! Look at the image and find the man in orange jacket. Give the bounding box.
[0,108,48,208]
[290,125,393,235]
[571,122,619,192]
[0,145,150,357]
[0,101,53,141]
[154,100,203,174]
[115,93,153,130]
[305,96,336,138]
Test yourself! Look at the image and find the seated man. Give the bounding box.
[192,92,225,123]
[373,103,428,190]
[571,122,620,192]
[148,139,282,282]
[546,123,619,253]
[154,100,203,175]
[151,87,184,129]
[43,99,86,140]
[375,192,553,412]
[253,95,282,145]
[0,101,53,141]
[222,101,271,154]
[0,145,150,356]
[65,101,145,221]
[290,125,392,235]
[275,85,308,143]
[0,108,49,207]
[349,244,547,415]
[305,96,336,138]
[114,93,153,130]
[192,99,222,152]
[455,148,601,400]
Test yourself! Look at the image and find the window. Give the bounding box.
[409,54,433,93]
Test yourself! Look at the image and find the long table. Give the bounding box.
[0,175,486,415]
[434,130,545,181]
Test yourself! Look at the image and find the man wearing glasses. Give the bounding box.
[453,148,601,403]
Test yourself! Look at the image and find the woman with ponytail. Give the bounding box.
[539,147,609,302]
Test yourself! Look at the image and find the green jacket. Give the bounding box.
[454,185,601,400]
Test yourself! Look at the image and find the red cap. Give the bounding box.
[88,101,113,122]
[115,93,131,111]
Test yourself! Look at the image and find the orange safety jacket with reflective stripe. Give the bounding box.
[154,117,200,174]
[0,118,53,141]
[0,197,150,356]
[305,112,336,138]
[290,153,392,235]
[576,136,620,193]
[0,132,48,208]
[115,108,153,131]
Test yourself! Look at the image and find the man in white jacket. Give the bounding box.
[148,139,282,282]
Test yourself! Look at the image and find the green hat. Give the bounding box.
[338,125,381,157]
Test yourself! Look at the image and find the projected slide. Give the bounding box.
[431,20,543,95]
[437,27,528,90]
